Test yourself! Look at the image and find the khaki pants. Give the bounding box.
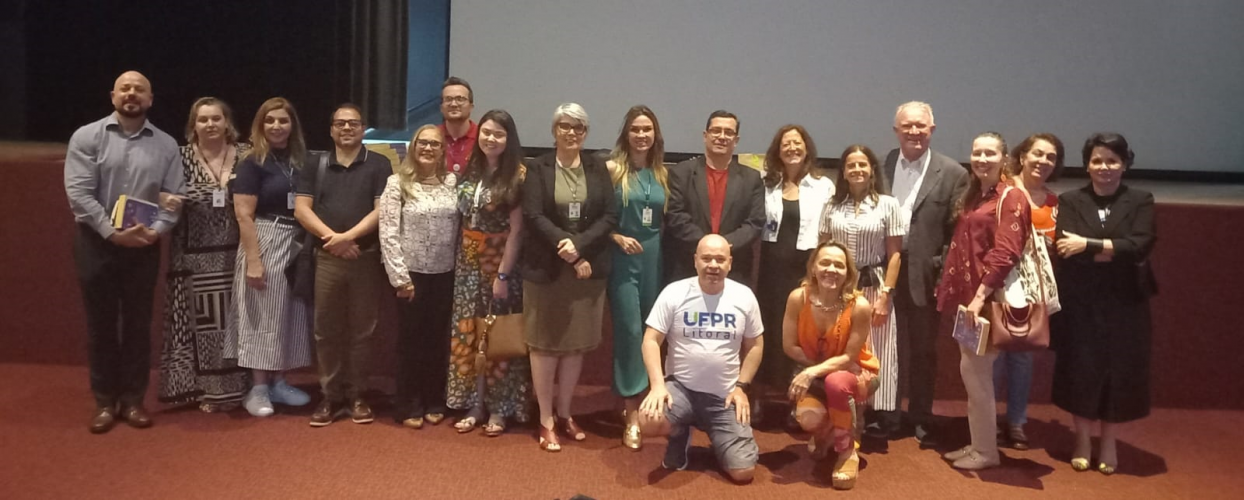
[959,344,1000,461]
[313,248,383,401]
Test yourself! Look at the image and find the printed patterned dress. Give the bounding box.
[444,175,533,421]
[158,143,251,411]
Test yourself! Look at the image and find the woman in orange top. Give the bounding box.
[992,133,1064,450]
[783,240,879,490]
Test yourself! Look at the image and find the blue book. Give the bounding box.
[110,195,159,230]
[952,305,991,356]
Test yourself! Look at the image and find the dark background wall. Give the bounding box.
[14,0,353,150]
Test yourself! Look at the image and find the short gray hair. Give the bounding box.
[552,102,589,130]
[894,101,935,126]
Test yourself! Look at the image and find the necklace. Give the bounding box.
[811,295,842,314]
[197,143,230,187]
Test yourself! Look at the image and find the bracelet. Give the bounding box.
[497,272,509,281]
[734,381,751,390]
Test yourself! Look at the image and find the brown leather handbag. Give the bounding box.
[472,302,528,370]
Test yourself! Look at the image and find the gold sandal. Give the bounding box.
[831,450,860,490]
[1071,457,1090,472]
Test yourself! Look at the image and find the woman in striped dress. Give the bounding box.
[818,145,905,435]
[227,97,315,417]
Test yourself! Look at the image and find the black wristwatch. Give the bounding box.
[497,272,509,281]
[735,381,751,391]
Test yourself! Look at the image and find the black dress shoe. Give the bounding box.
[865,410,901,439]
[90,406,117,434]
[915,424,939,449]
[121,405,153,428]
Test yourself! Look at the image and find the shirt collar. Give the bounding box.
[898,149,930,170]
[104,113,154,136]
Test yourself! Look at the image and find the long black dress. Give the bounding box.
[1051,184,1156,423]
[757,199,808,387]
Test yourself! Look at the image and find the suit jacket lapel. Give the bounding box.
[1069,186,1103,236]
[911,154,943,212]
[1102,185,1134,235]
[883,149,898,192]
[693,158,711,228]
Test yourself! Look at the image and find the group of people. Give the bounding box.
[65,71,1156,489]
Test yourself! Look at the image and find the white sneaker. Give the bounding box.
[269,380,310,406]
[244,385,275,417]
[952,450,1001,470]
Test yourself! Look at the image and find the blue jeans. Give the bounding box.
[993,351,1033,426]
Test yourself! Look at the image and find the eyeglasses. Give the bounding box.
[707,127,737,138]
[442,96,470,105]
[556,122,586,134]
[416,139,443,149]
[332,120,364,129]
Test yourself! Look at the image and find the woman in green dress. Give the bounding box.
[605,105,669,449]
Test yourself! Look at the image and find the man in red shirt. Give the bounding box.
[437,77,477,175]
[665,111,765,287]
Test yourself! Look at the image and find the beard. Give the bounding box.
[115,102,146,119]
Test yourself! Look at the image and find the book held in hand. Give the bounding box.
[110,195,159,230]
[952,305,991,356]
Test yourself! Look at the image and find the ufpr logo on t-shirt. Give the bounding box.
[680,311,740,340]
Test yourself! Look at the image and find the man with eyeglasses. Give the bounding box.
[665,110,765,288]
[873,101,968,446]
[293,103,393,427]
[438,77,476,175]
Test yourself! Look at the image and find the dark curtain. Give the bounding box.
[349,0,409,130]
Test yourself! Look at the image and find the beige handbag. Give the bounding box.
[473,302,528,369]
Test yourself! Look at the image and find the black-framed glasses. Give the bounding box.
[332,119,364,129]
[442,96,470,105]
[416,139,443,149]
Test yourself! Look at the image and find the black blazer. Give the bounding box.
[882,148,969,307]
[520,152,618,284]
[664,156,765,286]
[1055,184,1158,299]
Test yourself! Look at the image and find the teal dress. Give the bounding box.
[607,168,664,398]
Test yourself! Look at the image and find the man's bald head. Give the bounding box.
[694,234,732,289]
[111,70,153,119]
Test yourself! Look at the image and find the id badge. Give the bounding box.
[568,202,582,221]
[212,189,226,208]
[287,192,296,210]
[641,206,653,227]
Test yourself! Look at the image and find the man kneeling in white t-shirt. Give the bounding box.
[639,234,765,484]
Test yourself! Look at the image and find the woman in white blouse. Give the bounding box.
[818,144,905,438]
[379,124,461,429]
[755,124,834,425]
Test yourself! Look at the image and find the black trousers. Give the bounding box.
[893,262,940,427]
[73,224,161,408]
[394,270,454,420]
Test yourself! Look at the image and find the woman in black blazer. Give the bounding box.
[521,103,618,452]
[1052,132,1156,476]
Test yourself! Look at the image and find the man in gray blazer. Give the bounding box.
[665,111,766,288]
[875,101,968,447]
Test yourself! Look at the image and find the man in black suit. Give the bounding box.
[873,101,968,447]
[665,111,765,287]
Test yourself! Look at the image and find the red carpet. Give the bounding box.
[1,363,1239,500]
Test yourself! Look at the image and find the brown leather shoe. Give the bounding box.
[309,400,342,427]
[90,406,117,434]
[121,405,153,429]
[350,398,374,424]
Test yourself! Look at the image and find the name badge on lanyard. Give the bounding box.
[288,192,296,210]
[212,188,227,208]
[641,206,653,227]
[568,202,582,221]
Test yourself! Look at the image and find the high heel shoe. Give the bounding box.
[538,423,562,452]
[1070,457,1090,472]
[831,450,860,490]
[621,411,642,450]
[1097,462,1116,475]
[558,416,586,441]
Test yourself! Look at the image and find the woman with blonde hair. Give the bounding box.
[783,240,879,490]
[605,105,669,449]
[226,97,314,418]
[380,125,459,429]
[158,97,252,412]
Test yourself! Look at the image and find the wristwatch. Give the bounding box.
[497,272,509,281]
[735,381,751,391]
[879,285,894,294]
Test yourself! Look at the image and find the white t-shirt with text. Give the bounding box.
[646,277,764,398]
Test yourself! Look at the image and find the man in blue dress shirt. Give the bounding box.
[64,70,185,434]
